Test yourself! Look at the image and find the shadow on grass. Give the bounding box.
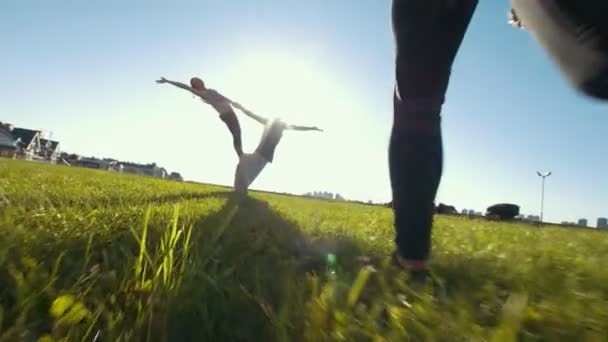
[5,190,597,341]
[163,195,365,342]
[101,190,236,209]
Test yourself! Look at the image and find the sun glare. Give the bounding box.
[198,50,389,201]
[220,52,346,127]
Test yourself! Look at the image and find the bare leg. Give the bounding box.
[234,157,249,195]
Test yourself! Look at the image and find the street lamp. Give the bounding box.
[536,171,552,222]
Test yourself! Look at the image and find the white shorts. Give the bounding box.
[234,152,268,194]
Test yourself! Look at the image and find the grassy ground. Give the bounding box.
[1,159,608,341]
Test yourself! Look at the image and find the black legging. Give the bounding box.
[220,110,244,157]
[391,0,608,261]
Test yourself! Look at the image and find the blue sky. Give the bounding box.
[2,0,607,224]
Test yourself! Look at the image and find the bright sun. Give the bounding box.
[219,52,344,127]
[202,50,388,201]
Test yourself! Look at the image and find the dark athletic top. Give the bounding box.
[255,119,288,163]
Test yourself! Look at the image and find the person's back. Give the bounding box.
[202,88,233,114]
[157,76,244,156]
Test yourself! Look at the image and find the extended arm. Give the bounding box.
[156,77,209,102]
[156,77,193,91]
[288,124,323,132]
[232,102,268,125]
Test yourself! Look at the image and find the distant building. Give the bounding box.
[39,139,61,163]
[120,162,167,179]
[0,124,43,160]
[59,152,79,166]
[0,127,18,158]
[11,127,43,160]
[0,122,61,162]
[168,172,183,181]
[75,156,120,171]
[527,215,540,222]
[304,191,344,201]
[577,218,588,227]
[598,218,608,229]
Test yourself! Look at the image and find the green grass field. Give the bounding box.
[1,159,608,341]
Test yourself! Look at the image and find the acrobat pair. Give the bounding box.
[156,77,322,195]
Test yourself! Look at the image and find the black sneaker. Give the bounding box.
[391,251,428,288]
[391,252,448,302]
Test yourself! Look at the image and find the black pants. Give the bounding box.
[391,0,608,261]
[220,110,244,157]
